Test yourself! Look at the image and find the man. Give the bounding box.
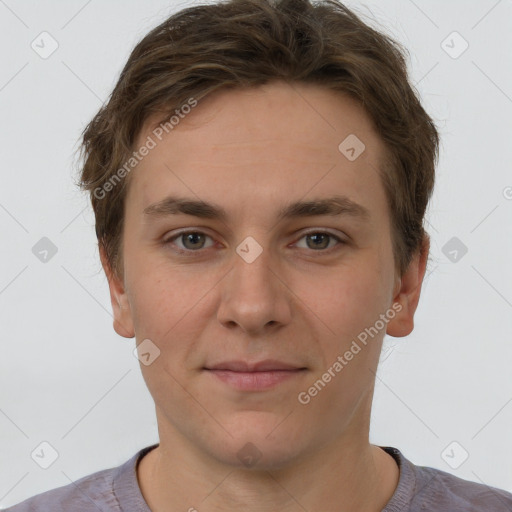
[7,0,512,510]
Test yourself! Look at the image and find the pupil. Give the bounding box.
[184,233,203,249]
[308,233,328,249]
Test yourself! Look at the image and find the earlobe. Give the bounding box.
[386,236,430,338]
[99,244,135,339]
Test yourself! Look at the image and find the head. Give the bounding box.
[76,0,438,469]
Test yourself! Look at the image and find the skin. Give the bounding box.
[100,80,429,511]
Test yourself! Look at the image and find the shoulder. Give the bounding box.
[4,463,120,511]
[412,459,512,511]
[382,446,512,512]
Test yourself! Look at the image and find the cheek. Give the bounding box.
[126,261,220,363]
[125,259,185,334]
[298,258,392,342]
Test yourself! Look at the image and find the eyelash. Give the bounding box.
[162,229,346,256]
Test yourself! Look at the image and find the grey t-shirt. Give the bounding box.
[4,444,512,511]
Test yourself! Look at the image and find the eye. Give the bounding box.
[163,229,345,255]
[163,231,215,253]
[294,231,345,252]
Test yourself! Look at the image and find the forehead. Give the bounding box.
[127,81,388,218]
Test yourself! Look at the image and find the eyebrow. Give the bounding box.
[143,194,370,222]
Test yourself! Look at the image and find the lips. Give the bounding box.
[204,359,306,372]
[203,359,307,391]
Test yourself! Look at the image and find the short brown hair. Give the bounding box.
[76,0,439,280]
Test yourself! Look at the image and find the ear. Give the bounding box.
[99,244,135,339]
[386,235,430,338]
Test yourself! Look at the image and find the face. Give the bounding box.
[102,80,426,470]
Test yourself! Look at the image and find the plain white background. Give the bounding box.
[0,0,511,508]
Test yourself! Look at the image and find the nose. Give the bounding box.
[216,241,292,336]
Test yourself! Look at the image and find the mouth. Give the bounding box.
[203,359,307,391]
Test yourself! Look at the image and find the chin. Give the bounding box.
[214,440,303,471]
[208,413,308,470]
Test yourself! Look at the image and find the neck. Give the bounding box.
[137,431,399,512]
